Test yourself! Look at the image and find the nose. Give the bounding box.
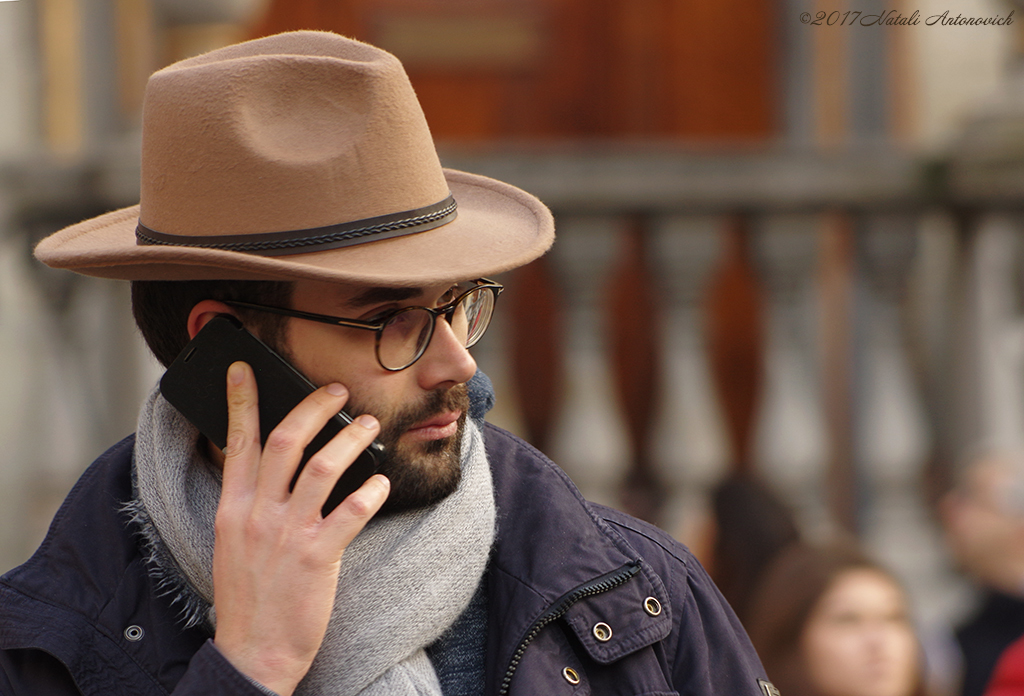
[413,315,477,390]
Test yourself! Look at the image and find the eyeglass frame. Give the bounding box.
[222,278,504,372]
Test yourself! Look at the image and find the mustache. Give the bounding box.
[349,384,469,446]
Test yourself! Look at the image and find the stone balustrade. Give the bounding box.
[2,145,1019,640]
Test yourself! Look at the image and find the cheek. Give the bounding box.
[803,624,919,696]
[804,625,858,676]
[802,624,873,696]
[282,321,428,423]
[285,321,375,385]
[885,627,920,684]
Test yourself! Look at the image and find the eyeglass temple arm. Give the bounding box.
[225,280,501,328]
[223,300,384,330]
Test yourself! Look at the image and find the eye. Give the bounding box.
[437,284,462,307]
[362,305,400,323]
[829,611,862,626]
[883,610,910,625]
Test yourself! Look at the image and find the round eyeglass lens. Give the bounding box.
[461,287,495,347]
[378,308,434,370]
[376,286,497,370]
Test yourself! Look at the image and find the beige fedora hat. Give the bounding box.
[35,31,554,286]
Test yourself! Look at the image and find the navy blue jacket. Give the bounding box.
[0,424,767,695]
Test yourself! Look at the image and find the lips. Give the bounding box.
[404,410,462,442]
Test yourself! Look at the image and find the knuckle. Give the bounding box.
[343,479,388,519]
[340,423,374,446]
[344,494,374,519]
[226,384,255,413]
[224,429,249,456]
[302,454,338,482]
[227,384,248,407]
[263,427,300,456]
[214,507,239,537]
[242,514,271,543]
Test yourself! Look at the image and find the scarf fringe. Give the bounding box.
[121,496,212,631]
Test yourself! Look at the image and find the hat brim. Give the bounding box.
[34,169,554,287]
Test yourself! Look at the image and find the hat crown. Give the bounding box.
[33,31,554,285]
[139,31,449,239]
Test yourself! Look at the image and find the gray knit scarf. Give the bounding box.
[129,387,495,696]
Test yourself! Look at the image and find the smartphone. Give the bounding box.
[159,314,384,515]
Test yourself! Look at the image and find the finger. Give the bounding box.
[222,361,261,498]
[254,382,353,499]
[288,413,381,517]
[322,473,391,550]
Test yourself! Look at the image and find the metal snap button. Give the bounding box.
[592,622,612,642]
[124,625,144,641]
[644,596,663,616]
[562,667,581,685]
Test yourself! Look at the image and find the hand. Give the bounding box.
[211,361,390,696]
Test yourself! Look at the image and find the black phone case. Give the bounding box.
[159,315,384,515]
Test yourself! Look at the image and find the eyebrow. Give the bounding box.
[345,286,423,309]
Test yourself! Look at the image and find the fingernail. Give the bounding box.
[228,362,245,384]
[356,414,377,429]
[326,383,347,397]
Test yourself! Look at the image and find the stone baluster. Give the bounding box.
[0,232,47,573]
[548,215,631,508]
[855,217,947,625]
[965,217,1024,452]
[15,267,160,569]
[647,215,731,544]
[750,217,833,538]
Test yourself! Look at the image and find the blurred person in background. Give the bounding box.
[940,448,1024,696]
[746,542,926,696]
[709,472,802,626]
[982,631,1024,696]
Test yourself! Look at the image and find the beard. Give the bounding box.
[345,383,470,515]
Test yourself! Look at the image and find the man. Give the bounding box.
[0,31,769,695]
[942,448,1024,696]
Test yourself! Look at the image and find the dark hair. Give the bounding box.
[710,473,801,625]
[745,542,925,696]
[131,279,294,367]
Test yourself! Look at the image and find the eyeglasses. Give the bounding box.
[223,278,503,371]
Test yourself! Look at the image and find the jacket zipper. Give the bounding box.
[498,561,642,695]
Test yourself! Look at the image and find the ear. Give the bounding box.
[187,300,236,339]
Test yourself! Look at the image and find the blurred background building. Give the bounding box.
[2,0,1024,690]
